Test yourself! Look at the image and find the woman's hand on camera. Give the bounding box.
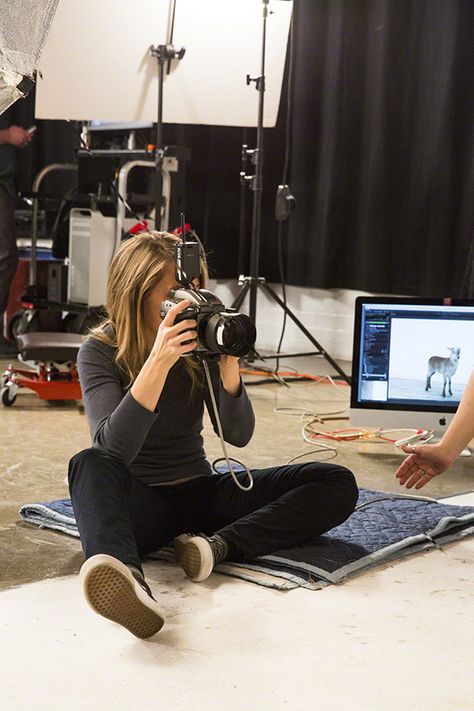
[132,300,197,412]
[151,300,197,369]
[218,355,241,397]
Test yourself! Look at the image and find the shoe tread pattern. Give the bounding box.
[180,545,203,579]
[86,565,164,639]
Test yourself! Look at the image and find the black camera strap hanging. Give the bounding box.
[233,0,350,384]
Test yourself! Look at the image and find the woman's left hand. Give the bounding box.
[218,355,241,397]
[395,442,454,489]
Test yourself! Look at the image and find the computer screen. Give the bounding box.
[350,297,474,435]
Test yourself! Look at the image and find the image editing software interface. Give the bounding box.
[351,299,474,425]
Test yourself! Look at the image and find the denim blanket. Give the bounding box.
[19,489,474,590]
[19,498,79,537]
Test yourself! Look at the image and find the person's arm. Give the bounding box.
[0,126,32,147]
[395,369,474,489]
[79,300,198,463]
[437,369,474,456]
[204,357,255,447]
[130,299,197,411]
[78,339,158,464]
[218,354,242,397]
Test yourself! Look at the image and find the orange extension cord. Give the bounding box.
[239,367,351,386]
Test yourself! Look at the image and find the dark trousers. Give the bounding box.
[68,448,358,573]
[0,185,17,321]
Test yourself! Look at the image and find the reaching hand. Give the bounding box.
[151,300,197,370]
[7,125,32,148]
[395,442,455,490]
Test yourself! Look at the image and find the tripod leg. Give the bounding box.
[258,282,351,384]
[231,280,251,311]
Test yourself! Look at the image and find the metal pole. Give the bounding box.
[248,0,268,325]
[30,163,77,294]
[155,50,165,229]
[151,39,184,230]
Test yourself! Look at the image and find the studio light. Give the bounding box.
[0,0,59,114]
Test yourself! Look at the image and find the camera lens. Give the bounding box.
[201,312,256,357]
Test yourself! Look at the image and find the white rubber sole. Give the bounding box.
[80,554,165,639]
[173,534,214,582]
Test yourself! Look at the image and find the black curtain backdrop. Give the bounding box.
[10,0,474,297]
[285,0,474,297]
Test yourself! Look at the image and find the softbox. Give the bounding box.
[0,0,58,115]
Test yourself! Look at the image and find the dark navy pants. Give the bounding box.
[68,448,358,573]
[0,185,17,319]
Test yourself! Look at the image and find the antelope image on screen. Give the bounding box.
[425,347,461,398]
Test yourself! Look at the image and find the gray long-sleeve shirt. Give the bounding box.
[77,336,255,485]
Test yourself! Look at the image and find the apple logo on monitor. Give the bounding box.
[439,417,447,426]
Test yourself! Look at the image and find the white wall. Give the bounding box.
[207,279,373,363]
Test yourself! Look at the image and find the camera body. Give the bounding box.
[160,287,256,358]
[159,237,256,358]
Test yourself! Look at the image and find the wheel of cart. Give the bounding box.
[6,306,54,339]
[1,382,18,407]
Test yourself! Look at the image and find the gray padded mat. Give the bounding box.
[19,489,474,590]
[215,489,474,589]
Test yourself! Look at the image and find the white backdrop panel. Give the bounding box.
[35,0,292,127]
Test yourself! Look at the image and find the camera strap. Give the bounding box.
[201,358,253,492]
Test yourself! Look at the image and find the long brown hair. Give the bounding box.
[91,230,206,387]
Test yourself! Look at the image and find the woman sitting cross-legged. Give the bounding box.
[69,230,358,639]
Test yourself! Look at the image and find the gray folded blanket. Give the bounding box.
[19,489,474,590]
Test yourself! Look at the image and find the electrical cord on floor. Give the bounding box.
[286,447,338,464]
[201,358,253,491]
[236,364,441,499]
[243,375,314,386]
[241,361,297,386]
[241,366,351,391]
[355,492,438,511]
[274,405,349,420]
[273,404,348,464]
[263,373,351,463]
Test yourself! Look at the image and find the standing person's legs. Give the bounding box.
[0,186,18,327]
[68,447,179,638]
[174,462,358,579]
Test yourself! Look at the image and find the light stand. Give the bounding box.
[233,0,350,384]
[150,1,185,228]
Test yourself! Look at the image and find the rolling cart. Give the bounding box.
[1,332,86,406]
[3,153,174,405]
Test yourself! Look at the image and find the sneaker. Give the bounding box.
[173,533,227,582]
[80,554,165,639]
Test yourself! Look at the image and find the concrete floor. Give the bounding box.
[1,353,474,710]
[2,354,473,591]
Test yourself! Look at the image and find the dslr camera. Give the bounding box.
[159,237,256,358]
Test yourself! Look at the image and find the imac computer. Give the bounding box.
[350,297,474,437]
